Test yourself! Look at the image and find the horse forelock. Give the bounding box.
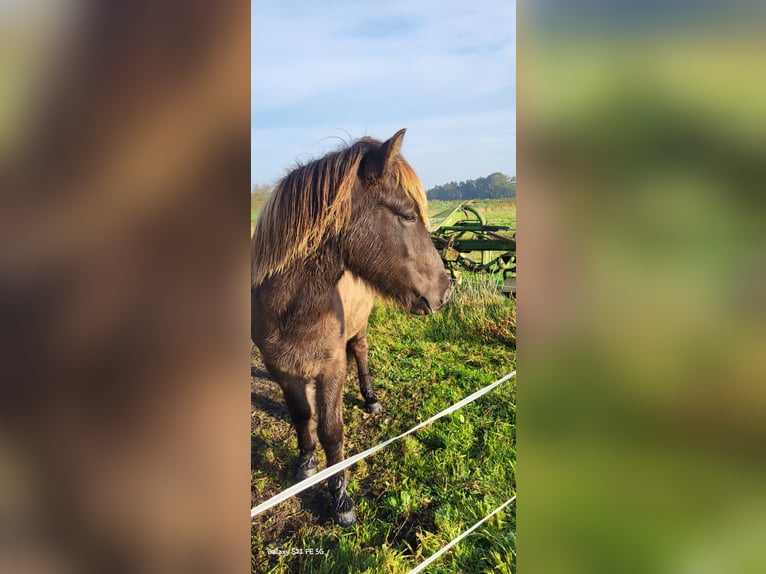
[251,137,428,285]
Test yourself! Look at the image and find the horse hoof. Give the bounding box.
[334,506,357,527]
[365,401,383,415]
[332,492,356,527]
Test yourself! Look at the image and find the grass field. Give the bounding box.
[251,275,516,573]
[251,197,516,235]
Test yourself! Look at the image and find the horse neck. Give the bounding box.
[268,246,345,318]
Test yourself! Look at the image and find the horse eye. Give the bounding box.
[399,213,417,223]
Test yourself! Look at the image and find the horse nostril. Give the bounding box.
[419,296,433,314]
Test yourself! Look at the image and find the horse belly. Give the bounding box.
[262,330,345,380]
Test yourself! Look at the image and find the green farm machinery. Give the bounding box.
[430,202,516,296]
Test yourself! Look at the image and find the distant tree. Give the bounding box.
[426,173,515,200]
[251,183,272,195]
[251,183,272,213]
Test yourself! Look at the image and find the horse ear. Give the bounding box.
[382,128,406,163]
[362,128,407,180]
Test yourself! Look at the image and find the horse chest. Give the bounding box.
[337,272,375,339]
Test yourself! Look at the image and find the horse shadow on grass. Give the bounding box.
[251,367,333,525]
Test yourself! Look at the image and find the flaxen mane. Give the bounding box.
[251,137,428,286]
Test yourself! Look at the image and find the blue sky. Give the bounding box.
[251,0,515,190]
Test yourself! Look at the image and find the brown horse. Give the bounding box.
[251,129,452,526]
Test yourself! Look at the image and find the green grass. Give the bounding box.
[252,277,516,573]
[428,198,516,229]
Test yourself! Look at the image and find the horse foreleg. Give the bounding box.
[278,376,318,481]
[347,331,382,414]
[317,366,356,527]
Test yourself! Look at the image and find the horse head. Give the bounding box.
[344,129,453,315]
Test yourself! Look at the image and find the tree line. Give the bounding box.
[252,172,516,206]
[251,183,272,212]
[426,172,516,201]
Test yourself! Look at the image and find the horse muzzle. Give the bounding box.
[409,281,453,315]
[409,295,433,315]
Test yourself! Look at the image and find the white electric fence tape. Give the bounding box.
[251,370,516,519]
[407,494,516,574]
